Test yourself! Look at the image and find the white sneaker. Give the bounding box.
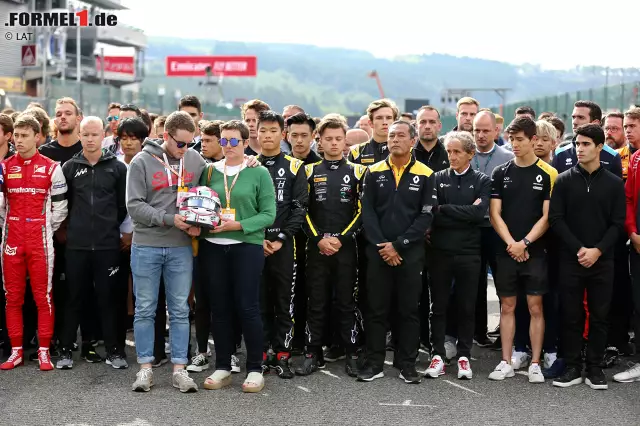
[457,357,472,380]
[488,360,515,381]
[231,354,241,373]
[444,340,457,360]
[511,350,531,370]
[613,363,640,383]
[544,352,557,370]
[425,355,445,378]
[528,363,545,383]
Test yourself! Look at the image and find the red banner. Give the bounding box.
[165,56,257,77]
[95,56,135,75]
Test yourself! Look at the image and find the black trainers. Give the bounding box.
[473,334,493,347]
[55,349,73,370]
[345,355,359,377]
[552,366,583,388]
[489,335,502,352]
[487,326,500,337]
[357,366,384,382]
[152,354,168,368]
[82,347,103,363]
[262,351,276,375]
[602,347,620,368]
[295,352,321,376]
[275,353,294,379]
[323,345,346,362]
[585,367,608,390]
[399,366,421,384]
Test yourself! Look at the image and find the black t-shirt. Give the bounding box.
[39,140,82,165]
[490,158,557,256]
[244,145,258,156]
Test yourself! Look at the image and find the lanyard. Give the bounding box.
[223,163,241,209]
[474,150,495,174]
[153,154,183,187]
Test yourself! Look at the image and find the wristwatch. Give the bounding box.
[522,237,531,247]
[277,232,288,242]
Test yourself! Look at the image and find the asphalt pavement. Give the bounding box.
[1,282,640,426]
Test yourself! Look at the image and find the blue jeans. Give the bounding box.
[131,244,193,365]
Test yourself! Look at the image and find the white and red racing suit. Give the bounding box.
[0,151,68,347]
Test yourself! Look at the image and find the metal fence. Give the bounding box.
[496,82,640,120]
[2,78,241,120]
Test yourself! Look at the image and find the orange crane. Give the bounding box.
[368,70,385,98]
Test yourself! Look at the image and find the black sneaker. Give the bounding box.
[275,353,294,379]
[487,326,500,337]
[106,354,129,369]
[152,354,169,368]
[262,351,276,375]
[399,366,421,384]
[323,345,346,362]
[602,347,620,368]
[489,335,502,352]
[585,367,608,390]
[82,348,103,363]
[345,355,359,377]
[357,366,384,382]
[552,367,583,388]
[295,352,321,376]
[473,334,493,347]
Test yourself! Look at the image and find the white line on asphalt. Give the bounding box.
[443,380,483,396]
[297,386,311,393]
[379,400,437,408]
[320,370,341,379]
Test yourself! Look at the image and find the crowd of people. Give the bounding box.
[0,93,640,394]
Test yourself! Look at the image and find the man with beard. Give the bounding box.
[455,97,479,132]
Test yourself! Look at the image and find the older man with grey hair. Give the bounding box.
[424,130,491,381]
[56,116,129,371]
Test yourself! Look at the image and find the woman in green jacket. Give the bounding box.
[195,120,275,393]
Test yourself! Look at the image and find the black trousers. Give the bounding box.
[202,242,264,373]
[293,232,308,351]
[419,244,431,348]
[365,244,424,370]
[476,227,499,336]
[305,239,358,353]
[193,258,211,353]
[607,240,632,350]
[61,249,124,354]
[429,252,480,359]
[628,250,640,343]
[560,259,613,370]
[261,239,296,353]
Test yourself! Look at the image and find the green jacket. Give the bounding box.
[198,163,276,245]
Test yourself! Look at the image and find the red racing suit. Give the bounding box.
[1,151,68,347]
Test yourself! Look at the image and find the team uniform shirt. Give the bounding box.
[348,138,388,166]
[553,140,622,178]
[304,159,366,243]
[412,140,449,173]
[490,158,558,257]
[617,144,637,181]
[256,152,308,242]
[39,140,83,166]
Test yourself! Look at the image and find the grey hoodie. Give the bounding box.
[126,138,206,247]
[471,142,514,226]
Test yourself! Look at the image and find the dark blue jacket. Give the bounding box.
[552,139,622,179]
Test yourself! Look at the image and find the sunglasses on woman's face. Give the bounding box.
[107,115,119,122]
[220,138,244,147]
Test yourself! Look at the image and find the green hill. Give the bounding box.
[141,37,634,117]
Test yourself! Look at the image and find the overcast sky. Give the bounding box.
[118,0,639,70]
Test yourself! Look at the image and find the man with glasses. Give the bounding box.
[126,111,206,393]
[102,102,120,153]
[103,104,142,156]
